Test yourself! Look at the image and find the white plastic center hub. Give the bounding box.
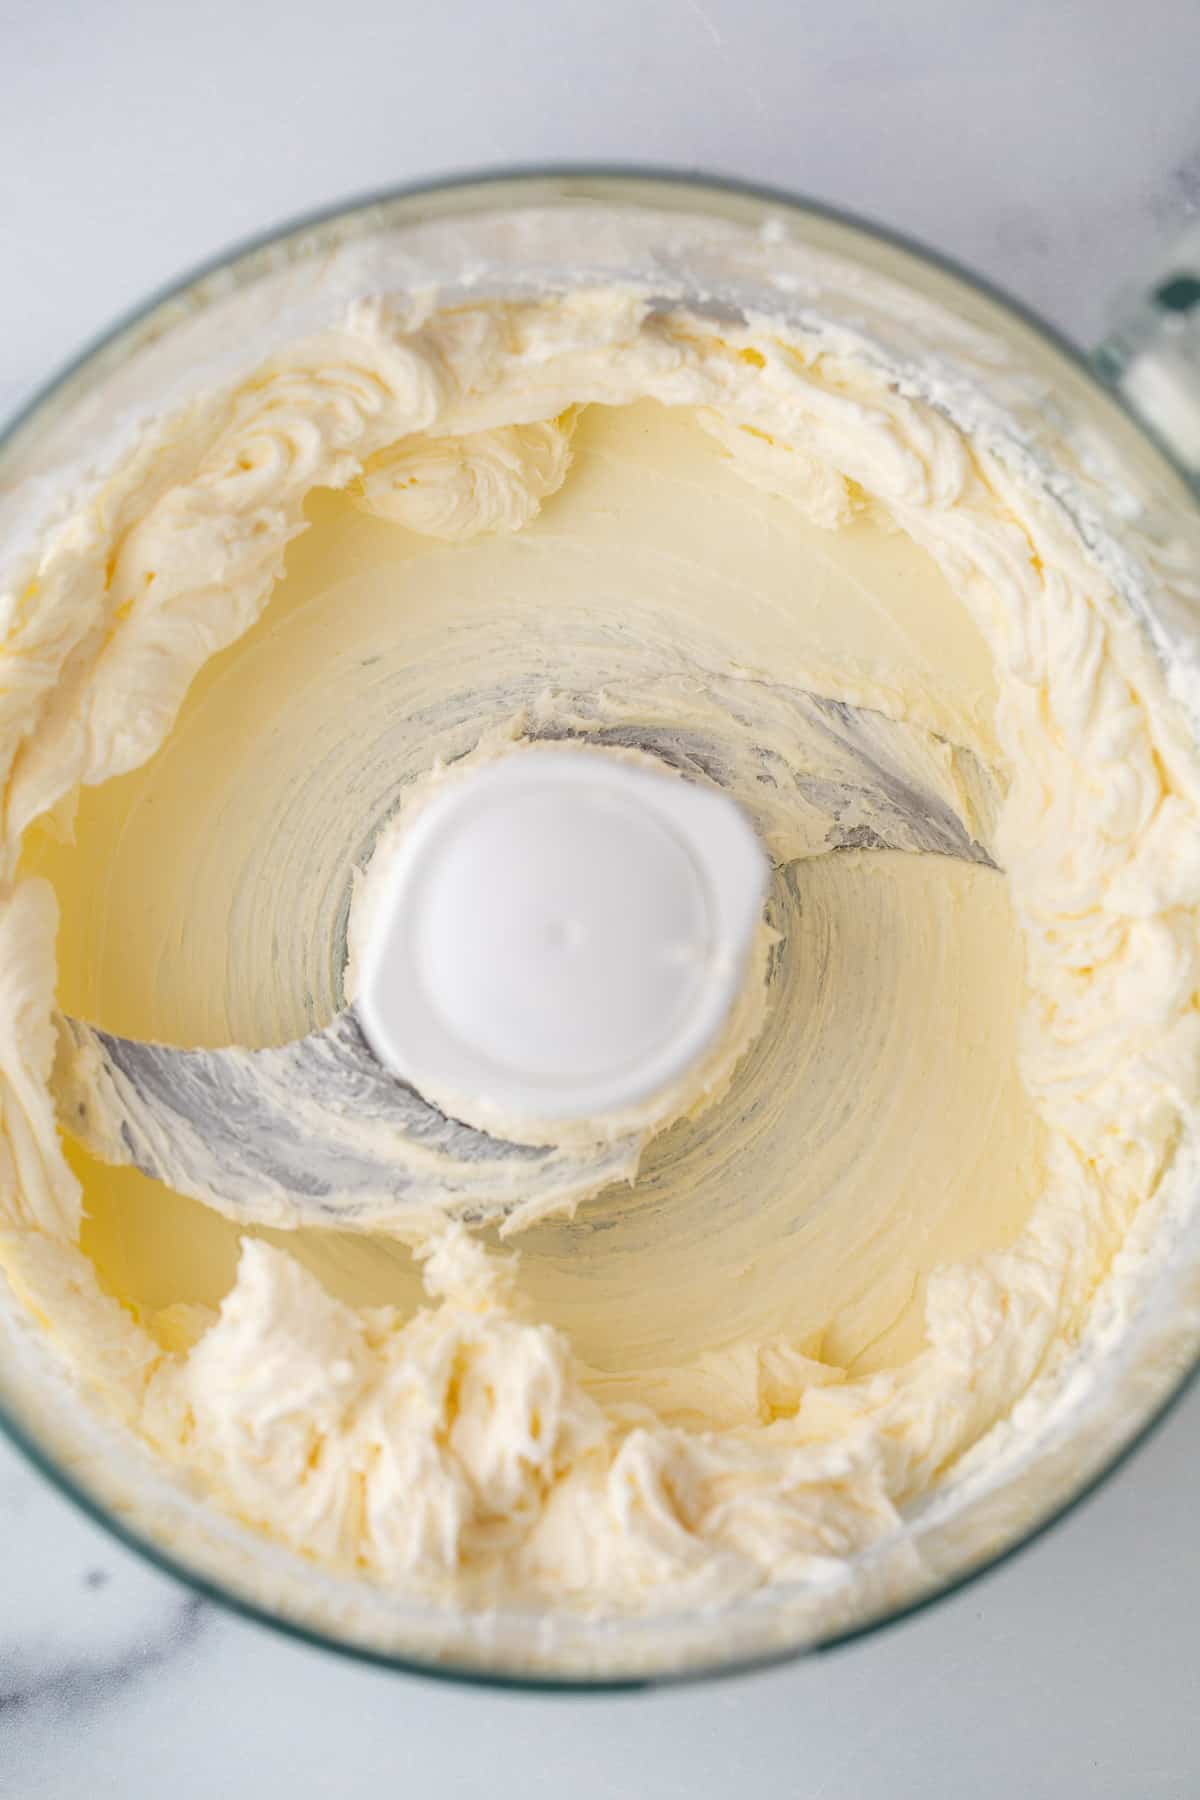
[355,750,767,1128]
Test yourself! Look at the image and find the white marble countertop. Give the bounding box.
[2,2,1199,1794]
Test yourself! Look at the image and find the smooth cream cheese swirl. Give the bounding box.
[0,291,1198,1616]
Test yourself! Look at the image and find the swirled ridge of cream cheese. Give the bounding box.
[351,413,578,539]
[1,289,1199,1623]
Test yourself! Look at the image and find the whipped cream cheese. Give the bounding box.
[2,286,1199,1629]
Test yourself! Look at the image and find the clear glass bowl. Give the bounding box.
[3,169,1200,1690]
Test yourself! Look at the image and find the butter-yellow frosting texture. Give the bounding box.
[1,290,1198,1625]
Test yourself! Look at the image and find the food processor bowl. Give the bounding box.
[2,171,1200,1688]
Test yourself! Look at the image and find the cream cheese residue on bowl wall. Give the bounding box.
[2,281,1199,1638]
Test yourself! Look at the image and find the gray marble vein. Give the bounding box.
[0,1595,208,1726]
[0,1441,213,1753]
